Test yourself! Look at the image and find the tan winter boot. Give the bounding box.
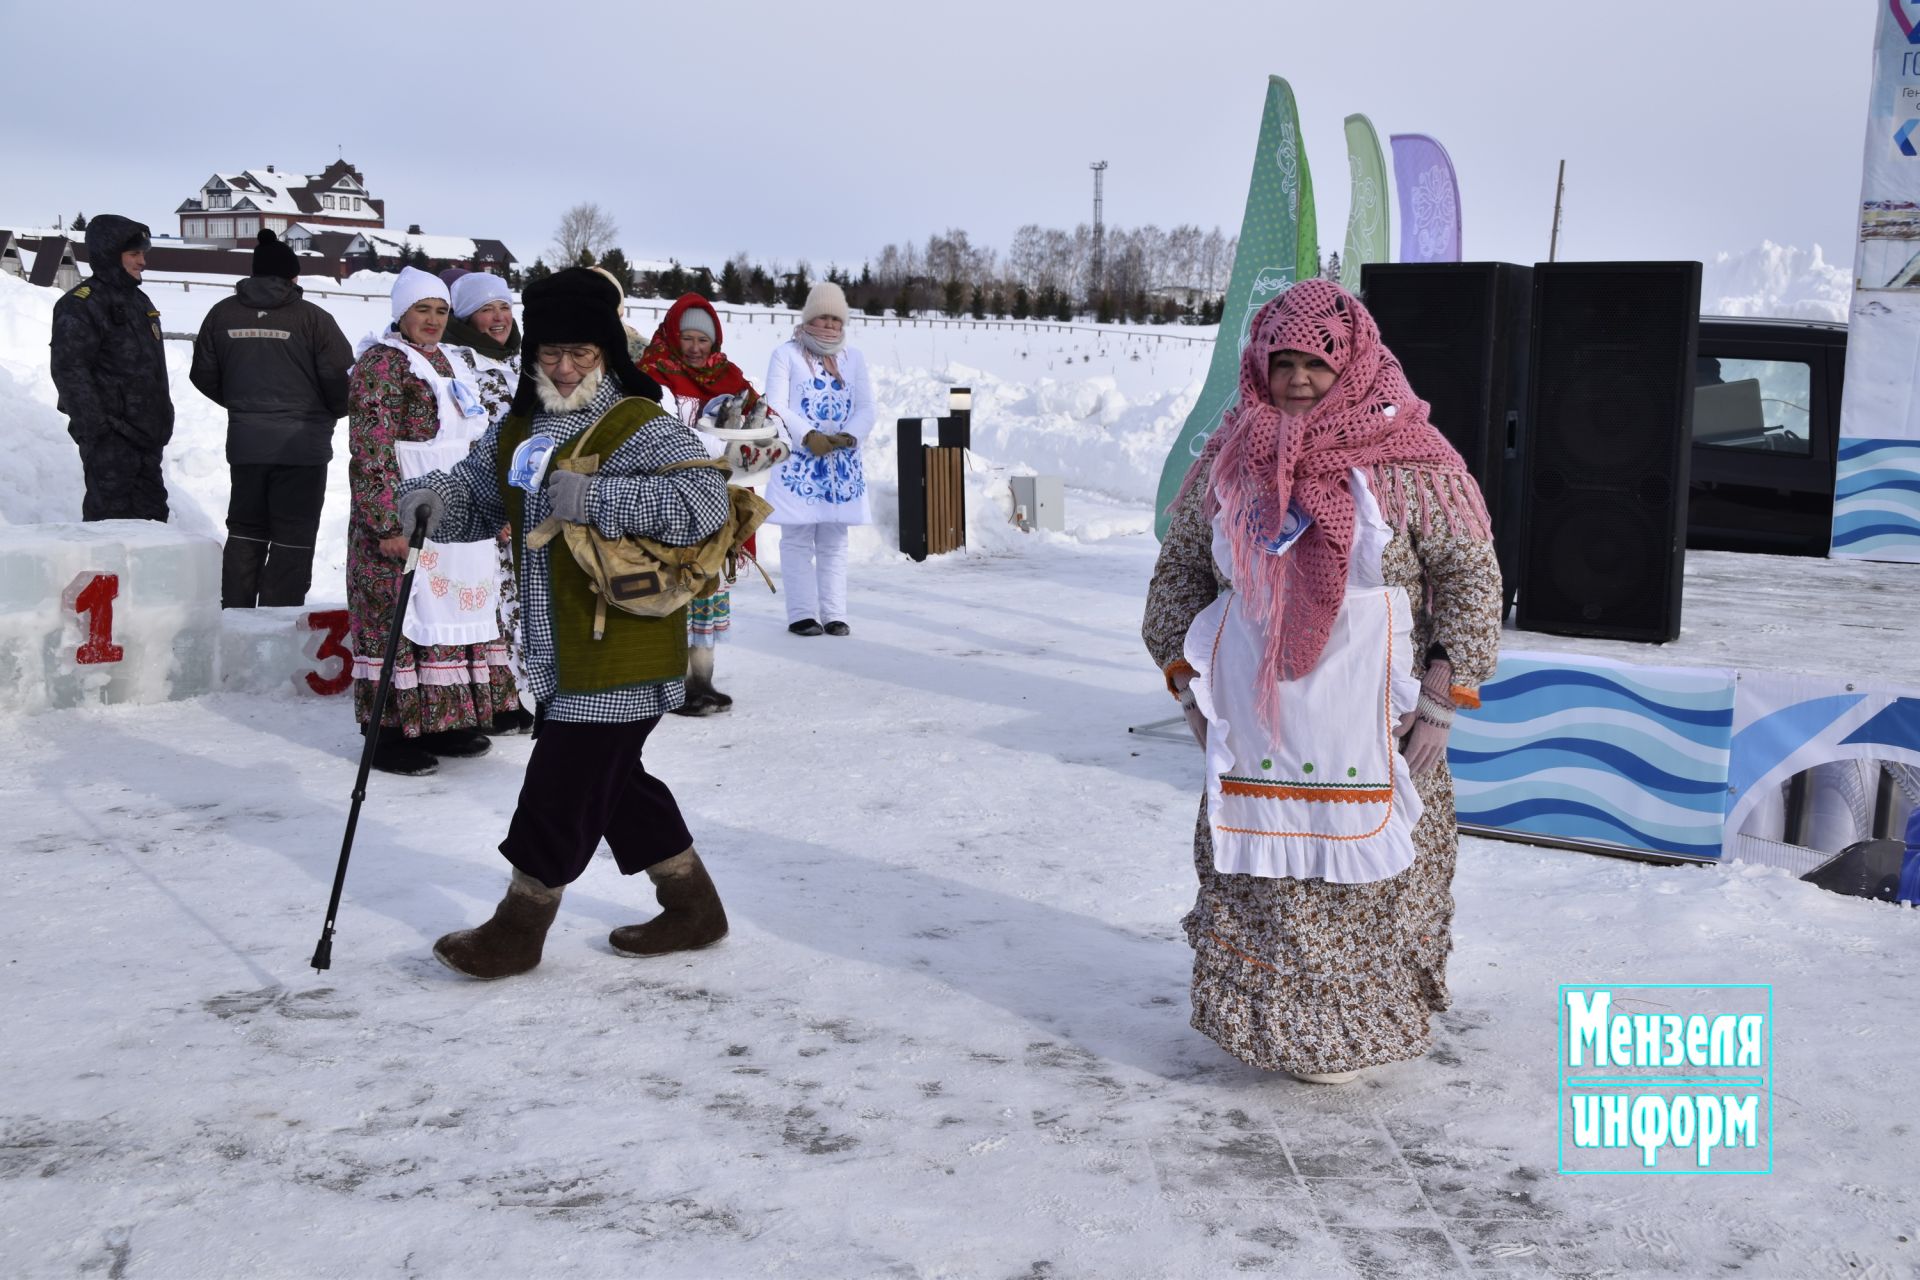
[433,870,563,979]
[609,848,728,956]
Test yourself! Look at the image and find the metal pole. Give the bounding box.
[1549,159,1566,262]
[310,513,430,970]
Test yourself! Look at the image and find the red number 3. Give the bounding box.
[304,609,353,696]
[64,573,124,665]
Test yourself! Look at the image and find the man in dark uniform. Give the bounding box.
[191,229,352,606]
[49,214,175,521]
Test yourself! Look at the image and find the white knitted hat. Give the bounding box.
[800,282,849,324]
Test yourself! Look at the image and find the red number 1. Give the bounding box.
[65,573,125,665]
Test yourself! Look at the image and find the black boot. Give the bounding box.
[788,618,824,637]
[368,725,437,776]
[434,871,563,979]
[609,849,728,956]
[417,728,492,758]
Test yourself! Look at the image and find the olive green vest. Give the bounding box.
[496,399,688,696]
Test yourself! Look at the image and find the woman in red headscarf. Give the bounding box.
[638,293,789,713]
[1143,279,1504,1085]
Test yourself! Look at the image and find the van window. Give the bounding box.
[1693,356,1812,456]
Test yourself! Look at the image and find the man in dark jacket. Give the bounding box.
[49,214,174,522]
[190,230,353,606]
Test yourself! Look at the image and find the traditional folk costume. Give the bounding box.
[639,293,789,711]
[1143,280,1504,1080]
[346,268,520,772]
[445,271,534,733]
[399,268,734,980]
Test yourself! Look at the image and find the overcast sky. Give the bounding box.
[0,1,1876,275]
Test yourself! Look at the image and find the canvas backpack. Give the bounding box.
[526,406,773,639]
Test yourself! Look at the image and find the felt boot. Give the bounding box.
[671,647,727,716]
[433,870,563,980]
[609,849,728,956]
[369,725,437,777]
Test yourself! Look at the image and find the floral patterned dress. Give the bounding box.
[1142,458,1503,1076]
[452,345,526,686]
[347,342,520,734]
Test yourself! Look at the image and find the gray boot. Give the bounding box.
[609,849,728,956]
[433,870,563,979]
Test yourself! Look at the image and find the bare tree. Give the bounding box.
[551,202,620,266]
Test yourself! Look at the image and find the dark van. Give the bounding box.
[1689,316,1847,558]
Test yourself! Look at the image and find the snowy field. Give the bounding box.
[2,262,1917,1278]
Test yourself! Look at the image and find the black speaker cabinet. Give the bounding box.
[1360,262,1532,609]
[1516,261,1701,643]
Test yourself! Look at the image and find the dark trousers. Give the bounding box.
[78,435,168,522]
[223,463,328,607]
[499,717,694,889]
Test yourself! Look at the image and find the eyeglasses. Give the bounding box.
[537,345,603,368]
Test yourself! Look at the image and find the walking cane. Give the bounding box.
[310,510,430,971]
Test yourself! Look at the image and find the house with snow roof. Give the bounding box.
[176,160,385,247]
[327,226,516,276]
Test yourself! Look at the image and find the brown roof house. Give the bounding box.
[176,159,386,248]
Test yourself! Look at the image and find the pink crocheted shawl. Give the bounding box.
[1177,278,1490,730]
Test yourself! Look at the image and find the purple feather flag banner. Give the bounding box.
[1389,133,1461,262]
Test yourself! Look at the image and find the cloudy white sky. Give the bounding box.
[0,1,1877,274]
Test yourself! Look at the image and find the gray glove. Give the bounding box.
[396,486,447,539]
[547,467,594,524]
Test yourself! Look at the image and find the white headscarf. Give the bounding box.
[390,265,450,321]
[450,271,512,320]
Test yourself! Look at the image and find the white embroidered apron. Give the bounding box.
[1183,470,1423,884]
[385,338,501,647]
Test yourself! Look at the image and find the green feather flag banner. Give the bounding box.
[1339,113,1390,292]
[1153,76,1318,539]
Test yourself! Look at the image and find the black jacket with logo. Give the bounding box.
[49,215,174,450]
[190,276,354,465]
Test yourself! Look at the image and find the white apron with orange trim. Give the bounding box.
[1183,470,1423,884]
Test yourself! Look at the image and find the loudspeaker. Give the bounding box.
[1360,262,1533,611]
[1515,261,1701,643]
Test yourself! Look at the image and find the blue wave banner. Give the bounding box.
[1451,653,1736,860]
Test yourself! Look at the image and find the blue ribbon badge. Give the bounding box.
[508,434,558,494]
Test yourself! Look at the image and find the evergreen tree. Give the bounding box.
[858,263,873,290]
[1034,285,1055,320]
[1131,289,1150,324]
[720,259,746,305]
[507,265,525,290]
[988,290,1006,319]
[969,286,987,320]
[525,258,553,286]
[1054,290,1074,323]
[598,247,633,294]
[782,263,812,311]
[1322,250,1342,281]
[1013,286,1031,320]
[894,281,915,319]
[576,247,596,269]
[1095,292,1116,325]
[70,212,88,231]
[748,265,778,306]
[659,261,687,298]
[692,267,717,300]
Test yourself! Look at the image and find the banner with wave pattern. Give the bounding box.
[1451,653,1736,860]
[1832,437,1920,559]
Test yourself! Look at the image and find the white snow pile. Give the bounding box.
[1703,241,1852,323]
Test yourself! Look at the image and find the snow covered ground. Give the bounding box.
[3,530,1918,1278]
[3,261,1917,1278]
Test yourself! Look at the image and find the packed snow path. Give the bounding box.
[2,517,1915,1278]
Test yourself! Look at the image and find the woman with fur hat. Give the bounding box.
[443,271,535,733]
[1143,279,1503,1085]
[395,267,734,980]
[346,266,524,776]
[764,282,873,637]
[639,292,791,713]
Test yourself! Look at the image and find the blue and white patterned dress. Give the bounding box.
[765,340,874,526]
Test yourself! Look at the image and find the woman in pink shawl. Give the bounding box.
[1142,279,1504,1084]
